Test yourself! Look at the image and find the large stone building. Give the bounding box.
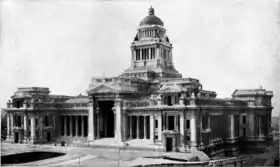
[4,7,273,157]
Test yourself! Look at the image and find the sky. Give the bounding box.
[0,0,279,116]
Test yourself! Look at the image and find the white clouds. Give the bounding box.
[0,0,279,116]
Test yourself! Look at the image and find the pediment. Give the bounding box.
[87,84,119,94]
[160,86,180,93]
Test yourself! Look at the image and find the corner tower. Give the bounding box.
[122,7,182,82]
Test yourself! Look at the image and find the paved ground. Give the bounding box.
[1,143,207,166]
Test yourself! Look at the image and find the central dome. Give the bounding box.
[139,7,164,26]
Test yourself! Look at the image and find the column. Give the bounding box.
[6,114,10,140]
[158,115,162,141]
[96,114,100,139]
[144,116,147,139]
[180,114,185,145]
[200,115,203,147]
[114,98,126,142]
[136,116,140,139]
[150,115,155,142]
[23,112,28,142]
[10,114,14,138]
[81,116,84,137]
[75,116,78,136]
[140,49,142,60]
[230,114,235,138]
[149,48,151,59]
[30,115,36,144]
[88,100,95,141]
[175,115,178,131]
[69,116,73,136]
[190,117,197,147]
[64,116,67,136]
[40,115,44,142]
[130,116,133,139]
[259,116,263,137]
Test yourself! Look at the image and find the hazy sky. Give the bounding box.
[0,0,279,116]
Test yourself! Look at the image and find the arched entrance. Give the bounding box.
[98,101,115,138]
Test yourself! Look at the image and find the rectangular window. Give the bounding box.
[168,116,174,130]
[28,119,31,126]
[186,119,190,129]
[155,120,158,128]
[35,119,38,126]
[242,115,246,124]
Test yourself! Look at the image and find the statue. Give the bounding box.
[134,34,138,41]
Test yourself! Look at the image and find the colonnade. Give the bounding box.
[61,115,88,137]
[135,48,156,61]
[128,115,153,140]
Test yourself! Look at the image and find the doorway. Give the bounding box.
[166,137,173,152]
[99,101,115,138]
[47,132,51,142]
[14,132,19,143]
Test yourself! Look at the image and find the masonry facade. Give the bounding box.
[4,7,273,157]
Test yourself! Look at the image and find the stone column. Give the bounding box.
[130,116,133,139]
[7,114,10,140]
[88,100,95,141]
[158,115,162,141]
[81,116,84,137]
[149,48,151,59]
[75,116,78,136]
[136,116,140,139]
[180,113,185,146]
[40,115,44,142]
[10,114,14,139]
[64,116,67,136]
[259,116,263,137]
[144,116,147,139]
[23,112,28,142]
[140,49,142,60]
[114,98,124,142]
[69,116,73,136]
[150,115,155,143]
[30,115,36,144]
[175,115,178,131]
[230,114,235,138]
[96,114,100,139]
[200,115,203,147]
[190,117,197,147]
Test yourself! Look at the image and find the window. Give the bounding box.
[35,119,38,126]
[155,120,158,128]
[168,116,174,130]
[186,120,190,129]
[28,119,31,126]
[44,115,48,126]
[242,115,246,124]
